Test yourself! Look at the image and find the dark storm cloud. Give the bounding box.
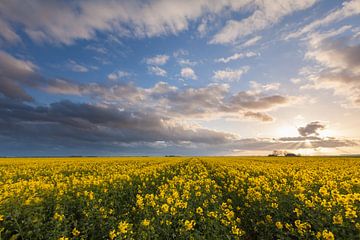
[0,98,235,147]
[298,121,326,137]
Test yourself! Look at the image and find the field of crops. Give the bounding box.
[0,157,359,239]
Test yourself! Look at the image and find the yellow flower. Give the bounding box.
[0,215,4,222]
[53,212,64,222]
[293,208,303,217]
[196,207,203,215]
[109,230,117,240]
[118,221,130,234]
[136,195,144,209]
[58,237,69,240]
[332,214,343,225]
[275,221,283,230]
[271,202,278,209]
[265,215,272,222]
[184,220,195,231]
[319,186,329,196]
[322,229,335,240]
[231,226,245,236]
[141,219,150,227]
[161,203,169,213]
[166,197,174,205]
[72,228,80,237]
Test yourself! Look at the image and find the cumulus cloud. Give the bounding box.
[177,59,197,66]
[215,52,257,63]
[211,0,318,44]
[298,121,326,136]
[213,67,249,82]
[148,66,167,77]
[145,54,169,65]
[107,70,130,81]
[180,67,197,80]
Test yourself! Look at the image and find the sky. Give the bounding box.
[0,0,360,156]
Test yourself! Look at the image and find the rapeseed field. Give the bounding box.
[0,157,359,239]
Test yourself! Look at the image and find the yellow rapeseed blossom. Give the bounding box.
[141,219,150,227]
[196,207,203,215]
[0,156,359,239]
[322,229,335,240]
[118,221,130,234]
[332,214,343,225]
[109,230,117,240]
[275,221,283,230]
[184,220,196,231]
[72,228,80,237]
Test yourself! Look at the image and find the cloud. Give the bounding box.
[0,50,41,101]
[249,81,281,94]
[230,92,289,110]
[243,111,273,122]
[44,79,293,121]
[177,59,197,66]
[0,18,21,43]
[0,0,233,44]
[107,70,130,81]
[67,60,89,73]
[145,54,169,65]
[180,67,197,80]
[148,66,167,77]
[298,121,326,136]
[303,26,360,106]
[0,97,235,152]
[238,36,262,48]
[211,0,318,44]
[0,0,317,45]
[2,96,353,156]
[215,52,257,63]
[231,137,358,152]
[286,0,360,40]
[213,67,249,82]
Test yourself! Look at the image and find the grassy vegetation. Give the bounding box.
[0,157,359,239]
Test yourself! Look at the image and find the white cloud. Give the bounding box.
[181,67,197,80]
[239,36,262,48]
[213,66,249,82]
[145,54,169,65]
[249,81,280,94]
[0,0,317,45]
[211,0,317,44]
[67,60,89,73]
[107,70,130,81]
[286,0,360,40]
[177,58,197,66]
[148,66,167,77]
[216,52,257,63]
